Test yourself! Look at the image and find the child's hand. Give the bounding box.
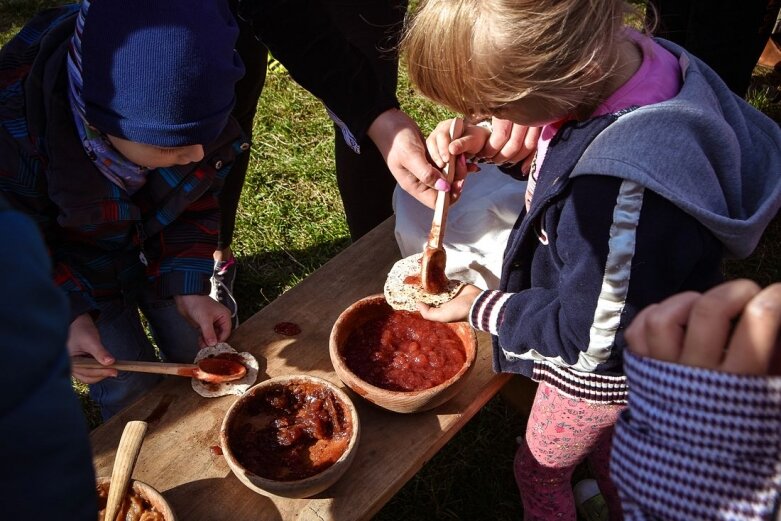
[175,294,232,348]
[417,284,483,323]
[476,118,541,175]
[426,119,490,170]
[626,279,781,375]
[68,313,118,384]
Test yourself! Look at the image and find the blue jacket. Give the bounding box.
[470,40,781,402]
[0,6,249,320]
[0,196,96,519]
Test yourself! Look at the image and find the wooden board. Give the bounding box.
[90,218,509,521]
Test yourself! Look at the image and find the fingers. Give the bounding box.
[73,364,118,385]
[68,313,117,383]
[213,312,233,343]
[390,142,445,209]
[480,118,513,159]
[477,119,540,166]
[722,283,781,375]
[679,279,761,369]
[395,173,439,208]
[369,108,449,201]
[417,285,481,323]
[428,121,490,166]
[626,293,700,361]
[427,119,456,168]
[175,294,232,348]
[417,300,469,323]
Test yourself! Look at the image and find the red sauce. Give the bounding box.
[227,382,352,481]
[403,274,421,285]
[198,357,245,377]
[423,262,448,294]
[274,321,302,336]
[342,310,466,391]
[97,482,165,521]
[210,445,223,456]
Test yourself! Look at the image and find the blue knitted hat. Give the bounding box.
[79,0,245,147]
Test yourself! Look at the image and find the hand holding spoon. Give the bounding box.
[421,117,464,294]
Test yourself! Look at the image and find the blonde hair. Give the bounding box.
[402,0,631,119]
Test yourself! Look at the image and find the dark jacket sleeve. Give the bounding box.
[0,205,96,519]
[476,175,722,375]
[237,0,400,143]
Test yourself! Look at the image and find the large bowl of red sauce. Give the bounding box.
[329,294,477,414]
[219,374,360,498]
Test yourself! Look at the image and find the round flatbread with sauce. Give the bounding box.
[384,253,466,311]
[191,342,259,398]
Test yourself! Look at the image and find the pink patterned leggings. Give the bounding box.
[514,381,625,520]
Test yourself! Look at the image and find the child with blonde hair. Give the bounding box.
[402,0,781,518]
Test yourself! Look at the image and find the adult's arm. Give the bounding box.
[238,0,397,145]
[0,204,96,519]
[237,0,447,207]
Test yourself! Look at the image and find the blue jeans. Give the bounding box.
[89,289,200,420]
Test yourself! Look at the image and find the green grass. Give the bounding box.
[3,2,780,519]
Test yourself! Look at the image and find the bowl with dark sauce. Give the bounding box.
[220,374,360,498]
[329,294,477,413]
[96,477,175,521]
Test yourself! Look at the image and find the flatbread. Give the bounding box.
[384,253,465,311]
[191,342,259,398]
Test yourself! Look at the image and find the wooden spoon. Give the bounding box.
[103,420,148,521]
[71,357,247,384]
[421,117,464,294]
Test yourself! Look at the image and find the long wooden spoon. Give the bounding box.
[103,420,148,521]
[421,117,464,294]
[71,357,247,384]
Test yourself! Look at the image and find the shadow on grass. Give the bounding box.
[0,0,62,35]
[233,237,352,321]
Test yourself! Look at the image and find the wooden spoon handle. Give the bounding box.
[71,358,198,377]
[104,421,148,521]
[428,117,464,249]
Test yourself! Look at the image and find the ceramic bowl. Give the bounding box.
[329,294,477,414]
[220,374,360,498]
[96,477,175,520]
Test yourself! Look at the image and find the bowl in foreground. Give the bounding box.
[96,477,175,521]
[220,374,360,498]
[329,294,477,414]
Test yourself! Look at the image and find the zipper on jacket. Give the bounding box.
[136,222,148,266]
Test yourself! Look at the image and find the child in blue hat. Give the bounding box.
[0,0,247,419]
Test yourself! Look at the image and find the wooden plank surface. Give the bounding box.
[90,218,509,521]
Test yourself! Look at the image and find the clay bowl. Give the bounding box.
[96,477,175,520]
[220,374,360,499]
[329,294,477,414]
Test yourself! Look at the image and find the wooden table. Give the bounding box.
[91,218,509,521]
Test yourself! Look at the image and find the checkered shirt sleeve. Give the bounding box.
[612,351,781,520]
